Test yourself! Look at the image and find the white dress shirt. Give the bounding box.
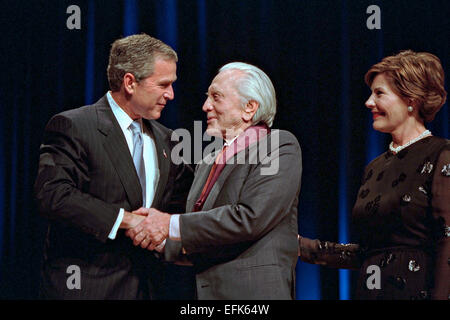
[106,91,160,239]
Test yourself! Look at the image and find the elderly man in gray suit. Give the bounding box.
[127,62,302,299]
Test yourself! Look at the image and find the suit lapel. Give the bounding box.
[187,150,237,212]
[186,163,211,211]
[145,119,170,208]
[95,96,143,209]
[201,162,236,211]
[198,137,263,211]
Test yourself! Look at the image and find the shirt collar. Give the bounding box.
[224,135,239,147]
[219,124,270,165]
[107,91,137,132]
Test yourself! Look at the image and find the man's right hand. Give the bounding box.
[119,210,147,229]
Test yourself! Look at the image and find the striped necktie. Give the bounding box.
[129,121,146,207]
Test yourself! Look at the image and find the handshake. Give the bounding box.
[121,208,171,252]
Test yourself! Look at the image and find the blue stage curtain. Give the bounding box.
[0,0,448,299]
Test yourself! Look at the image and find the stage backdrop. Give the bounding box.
[0,0,448,299]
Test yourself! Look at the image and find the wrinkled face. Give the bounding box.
[130,58,177,120]
[365,73,410,133]
[202,69,246,139]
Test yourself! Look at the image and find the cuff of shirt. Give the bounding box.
[155,239,166,252]
[169,214,181,241]
[108,208,124,240]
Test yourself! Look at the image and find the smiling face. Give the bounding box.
[365,73,411,134]
[202,69,249,139]
[129,58,177,120]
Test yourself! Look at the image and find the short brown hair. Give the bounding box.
[107,33,178,91]
[365,50,447,122]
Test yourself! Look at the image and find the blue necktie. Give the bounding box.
[130,121,146,207]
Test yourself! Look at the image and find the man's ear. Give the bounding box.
[123,73,137,95]
[242,100,259,122]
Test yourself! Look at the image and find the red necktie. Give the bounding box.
[193,145,228,212]
[192,124,270,212]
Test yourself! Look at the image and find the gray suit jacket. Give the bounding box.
[165,129,302,299]
[34,95,193,299]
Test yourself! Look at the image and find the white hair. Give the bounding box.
[219,62,277,127]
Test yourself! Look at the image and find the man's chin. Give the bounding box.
[144,111,161,120]
[205,127,223,138]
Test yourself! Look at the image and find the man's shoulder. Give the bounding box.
[52,95,107,122]
[268,129,300,148]
[52,96,110,121]
[273,129,297,140]
[58,104,95,119]
[45,96,108,133]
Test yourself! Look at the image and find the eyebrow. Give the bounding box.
[162,75,177,82]
[158,78,177,86]
[207,86,224,96]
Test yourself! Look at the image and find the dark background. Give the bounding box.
[0,0,448,299]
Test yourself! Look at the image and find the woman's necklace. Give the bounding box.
[389,129,431,154]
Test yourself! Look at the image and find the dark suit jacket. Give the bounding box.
[34,95,193,299]
[165,130,302,299]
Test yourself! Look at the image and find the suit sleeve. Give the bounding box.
[34,114,121,242]
[163,161,196,263]
[179,131,302,254]
[430,143,450,300]
[298,236,362,269]
[163,161,194,262]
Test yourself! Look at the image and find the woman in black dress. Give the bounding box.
[298,50,449,300]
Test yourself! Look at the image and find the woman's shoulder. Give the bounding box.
[425,136,449,157]
[365,150,390,169]
[427,135,449,146]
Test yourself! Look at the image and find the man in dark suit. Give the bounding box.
[127,62,302,299]
[34,34,193,299]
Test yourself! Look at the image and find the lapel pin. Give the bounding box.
[163,149,167,158]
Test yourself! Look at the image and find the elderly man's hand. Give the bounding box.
[125,208,171,251]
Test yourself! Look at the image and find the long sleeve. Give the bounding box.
[430,143,450,300]
[34,114,120,242]
[298,236,362,270]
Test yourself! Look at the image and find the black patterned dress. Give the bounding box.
[352,136,449,299]
[299,136,449,300]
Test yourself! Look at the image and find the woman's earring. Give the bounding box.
[407,106,414,112]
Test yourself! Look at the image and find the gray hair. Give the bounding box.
[219,62,277,127]
[107,33,178,91]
